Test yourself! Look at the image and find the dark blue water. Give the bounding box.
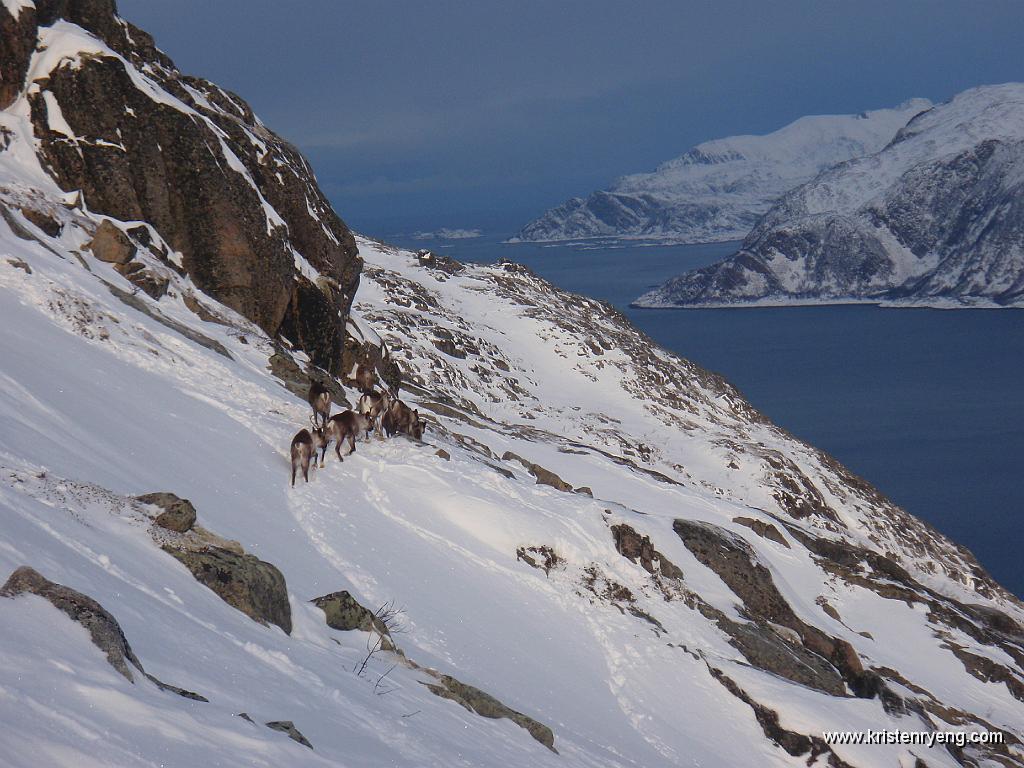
[393,234,1024,597]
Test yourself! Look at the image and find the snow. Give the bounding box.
[40,91,76,139]
[1,20,1022,762]
[1,0,33,17]
[517,99,931,244]
[0,212,1021,766]
[636,83,1024,308]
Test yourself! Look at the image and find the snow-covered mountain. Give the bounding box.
[2,4,1024,767]
[635,84,1024,308]
[513,100,931,244]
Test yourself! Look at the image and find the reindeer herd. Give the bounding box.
[289,364,426,486]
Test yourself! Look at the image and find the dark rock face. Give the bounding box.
[137,491,196,533]
[673,519,894,700]
[9,1,361,373]
[265,720,313,749]
[0,2,36,109]
[423,672,556,752]
[163,546,292,634]
[673,519,796,626]
[1,566,207,700]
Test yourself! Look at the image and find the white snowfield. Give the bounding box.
[514,99,930,244]
[1,192,1023,766]
[1,12,1023,768]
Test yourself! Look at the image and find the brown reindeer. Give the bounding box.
[357,389,392,438]
[307,381,332,428]
[325,410,371,461]
[382,399,426,440]
[290,425,329,485]
[354,363,377,394]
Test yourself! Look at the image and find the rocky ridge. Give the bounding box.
[515,99,930,244]
[635,84,1024,308]
[0,0,360,372]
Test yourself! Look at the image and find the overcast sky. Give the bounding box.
[119,0,1024,236]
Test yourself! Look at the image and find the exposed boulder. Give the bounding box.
[114,261,170,300]
[265,720,313,749]
[2,565,140,680]
[423,671,556,752]
[731,516,790,548]
[310,590,394,650]
[20,206,62,237]
[516,545,562,576]
[502,451,573,492]
[86,220,136,264]
[163,547,291,635]
[611,523,684,580]
[0,566,206,700]
[137,492,196,533]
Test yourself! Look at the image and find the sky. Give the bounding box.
[118,0,1024,237]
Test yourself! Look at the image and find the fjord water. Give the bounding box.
[393,233,1024,597]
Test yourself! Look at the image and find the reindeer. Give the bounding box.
[354,363,377,394]
[357,389,392,439]
[307,381,332,428]
[382,399,426,440]
[325,409,371,461]
[290,425,329,485]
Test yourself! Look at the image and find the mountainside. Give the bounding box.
[3,5,1024,768]
[635,84,1024,308]
[0,0,360,373]
[514,100,930,244]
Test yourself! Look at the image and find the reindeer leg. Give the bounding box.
[291,463,296,487]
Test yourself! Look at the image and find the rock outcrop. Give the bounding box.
[311,590,393,649]
[137,491,196,533]
[163,546,292,635]
[265,720,313,749]
[1,0,361,372]
[422,672,556,752]
[1,566,206,700]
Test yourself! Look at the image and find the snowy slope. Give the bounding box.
[2,6,1024,768]
[636,84,1024,308]
[514,100,930,244]
[3,191,1024,765]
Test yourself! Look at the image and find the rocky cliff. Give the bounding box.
[0,0,360,371]
[635,84,1024,308]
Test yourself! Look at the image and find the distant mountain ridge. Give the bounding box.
[513,99,931,244]
[634,83,1024,309]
